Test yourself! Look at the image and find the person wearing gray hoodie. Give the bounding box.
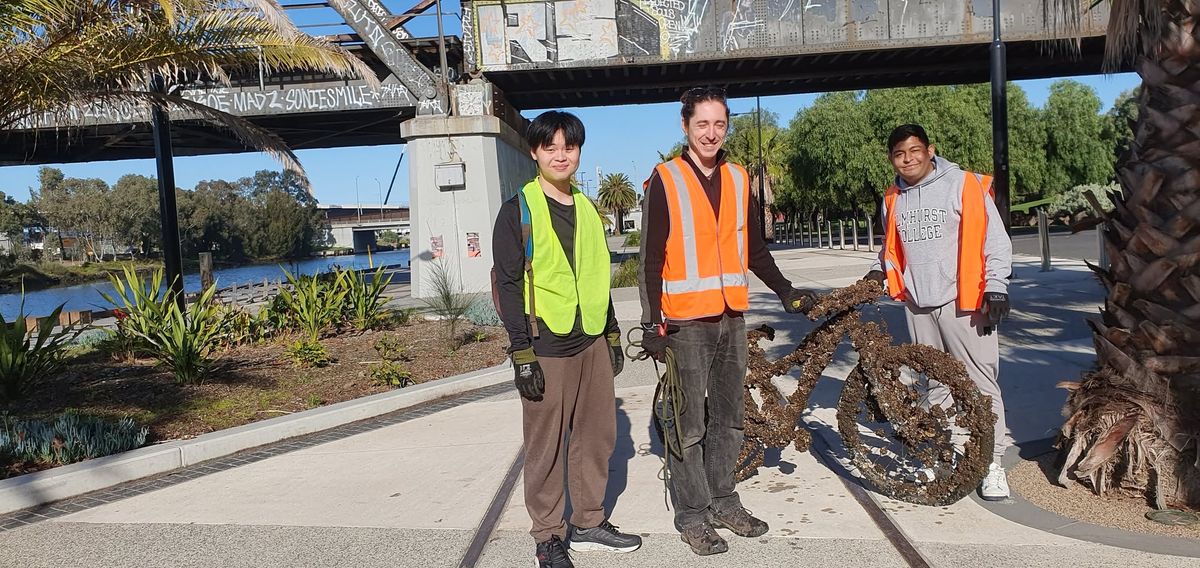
[864,124,1013,501]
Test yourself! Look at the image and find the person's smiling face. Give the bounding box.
[889,136,936,186]
[530,129,580,184]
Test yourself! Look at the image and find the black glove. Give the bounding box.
[863,270,886,285]
[510,347,545,401]
[640,324,669,362]
[782,287,817,314]
[983,292,1010,327]
[606,331,624,377]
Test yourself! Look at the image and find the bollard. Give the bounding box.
[867,214,876,253]
[1038,208,1051,272]
[826,221,834,249]
[816,219,823,248]
[199,252,214,291]
[852,217,860,251]
[839,220,846,250]
[1097,224,1109,271]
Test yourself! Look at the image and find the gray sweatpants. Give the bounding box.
[905,301,1008,463]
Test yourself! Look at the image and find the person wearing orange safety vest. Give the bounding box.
[864,124,1014,502]
[637,86,816,556]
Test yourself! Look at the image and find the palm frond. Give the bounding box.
[1048,0,1167,71]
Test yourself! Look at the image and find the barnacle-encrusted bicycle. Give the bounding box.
[739,280,996,506]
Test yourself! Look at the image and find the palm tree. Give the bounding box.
[1053,0,1200,509]
[597,173,637,236]
[1,0,376,179]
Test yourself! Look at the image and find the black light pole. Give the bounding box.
[150,74,185,311]
[990,0,1012,233]
[755,96,767,242]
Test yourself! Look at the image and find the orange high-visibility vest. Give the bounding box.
[882,171,994,311]
[654,156,751,320]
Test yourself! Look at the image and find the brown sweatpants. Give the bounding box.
[521,337,616,543]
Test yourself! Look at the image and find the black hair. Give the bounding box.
[526,110,585,150]
[887,124,931,152]
[680,86,730,123]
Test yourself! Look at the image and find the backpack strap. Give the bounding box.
[517,192,539,338]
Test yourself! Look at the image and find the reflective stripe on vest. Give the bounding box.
[520,179,611,335]
[656,156,750,320]
[882,171,993,311]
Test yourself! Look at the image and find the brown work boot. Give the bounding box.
[711,506,769,537]
[680,522,728,556]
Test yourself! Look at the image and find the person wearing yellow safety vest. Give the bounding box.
[863,123,1014,501]
[638,86,817,556]
[491,111,642,568]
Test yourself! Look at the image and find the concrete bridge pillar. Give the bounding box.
[401,88,534,298]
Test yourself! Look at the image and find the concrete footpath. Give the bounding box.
[1,247,1195,567]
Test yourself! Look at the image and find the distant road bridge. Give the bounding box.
[320,204,410,252]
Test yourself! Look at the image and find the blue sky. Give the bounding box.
[0,3,1142,205]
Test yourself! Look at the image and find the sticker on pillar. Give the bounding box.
[431,235,444,259]
[466,232,481,257]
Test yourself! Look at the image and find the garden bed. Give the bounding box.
[0,320,506,480]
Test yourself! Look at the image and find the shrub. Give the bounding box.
[622,231,641,247]
[286,339,330,368]
[0,412,148,467]
[0,292,79,403]
[342,267,394,331]
[1049,183,1118,220]
[100,265,172,357]
[136,284,225,385]
[421,260,473,346]
[370,360,413,388]
[380,307,416,328]
[277,268,350,342]
[218,305,273,348]
[611,257,639,288]
[464,298,503,327]
[373,335,410,362]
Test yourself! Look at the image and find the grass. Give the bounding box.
[0,259,163,292]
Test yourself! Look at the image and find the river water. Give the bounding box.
[0,249,411,321]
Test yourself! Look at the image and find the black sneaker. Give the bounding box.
[535,535,574,568]
[569,520,642,553]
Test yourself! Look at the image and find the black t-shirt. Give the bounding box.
[492,192,618,357]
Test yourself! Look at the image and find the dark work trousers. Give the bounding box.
[665,313,747,529]
[521,338,617,543]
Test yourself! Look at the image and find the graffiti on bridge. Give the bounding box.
[465,0,1074,70]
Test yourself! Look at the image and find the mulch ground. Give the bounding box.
[1009,451,1200,540]
[0,321,507,479]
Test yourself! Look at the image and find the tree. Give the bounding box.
[1043,80,1114,195]
[1051,1,1199,509]
[658,141,687,163]
[110,174,161,256]
[30,167,113,260]
[789,92,891,222]
[726,109,788,239]
[597,173,638,235]
[1103,87,1140,161]
[1006,85,1051,202]
[0,0,375,180]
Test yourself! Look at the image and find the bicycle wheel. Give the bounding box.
[836,342,995,506]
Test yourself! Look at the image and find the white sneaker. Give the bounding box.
[979,462,1010,501]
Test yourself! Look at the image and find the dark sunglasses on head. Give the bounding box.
[681,86,727,102]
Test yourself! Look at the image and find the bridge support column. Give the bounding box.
[401,114,535,298]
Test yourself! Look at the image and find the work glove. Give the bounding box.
[863,270,886,287]
[639,323,670,362]
[982,292,1010,335]
[510,347,545,401]
[782,287,817,314]
[606,331,624,377]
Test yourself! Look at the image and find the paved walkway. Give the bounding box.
[2,247,1196,567]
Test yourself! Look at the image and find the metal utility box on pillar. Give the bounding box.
[401,82,534,298]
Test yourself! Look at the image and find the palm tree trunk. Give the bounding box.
[1058,0,1200,510]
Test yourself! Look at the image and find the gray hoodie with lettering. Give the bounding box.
[868,156,1012,309]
